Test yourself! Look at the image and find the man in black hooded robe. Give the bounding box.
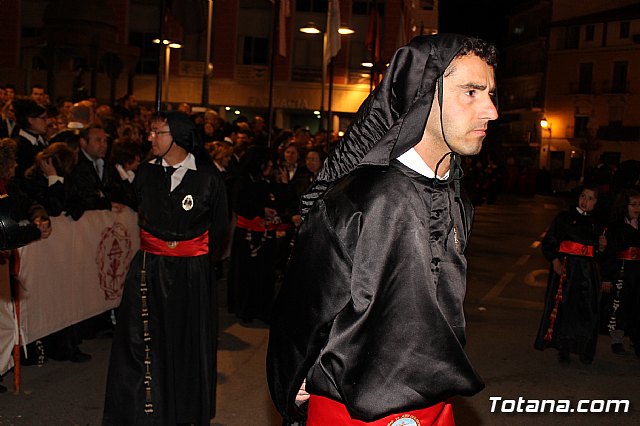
[102,111,228,426]
[267,34,499,425]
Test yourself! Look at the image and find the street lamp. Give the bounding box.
[298,21,354,137]
[540,117,552,169]
[153,38,182,110]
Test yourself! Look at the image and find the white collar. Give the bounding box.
[150,152,197,171]
[150,153,197,192]
[576,207,589,216]
[19,129,44,146]
[396,148,449,180]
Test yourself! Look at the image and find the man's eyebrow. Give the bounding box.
[458,83,488,91]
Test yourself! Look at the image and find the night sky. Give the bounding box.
[439,0,530,48]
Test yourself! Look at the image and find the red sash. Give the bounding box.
[139,229,209,257]
[559,240,594,257]
[617,247,639,261]
[307,395,455,426]
[236,215,292,232]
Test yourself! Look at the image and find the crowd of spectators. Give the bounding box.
[0,82,340,392]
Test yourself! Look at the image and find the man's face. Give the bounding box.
[84,128,108,159]
[148,119,174,157]
[59,101,73,116]
[424,54,498,157]
[235,132,250,146]
[578,189,597,213]
[27,113,48,135]
[5,88,15,102]
[31,87,45,105]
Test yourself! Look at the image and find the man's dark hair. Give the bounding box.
[31,84,45,92]
[458,37,497,67]
[12,98,46,129]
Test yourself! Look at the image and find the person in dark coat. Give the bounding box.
[22,142,78,217]
[227,145,287,323]
[601,188,640,356]
[535,185,607,364]
[267,34,499,425]
[102,111,228,426]
[12,98,48,179]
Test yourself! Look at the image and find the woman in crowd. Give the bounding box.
[22,142,78,217]
[534,185,606,364]
[601,188,640,357]
[227,145,288,323]
[108,138,142,210]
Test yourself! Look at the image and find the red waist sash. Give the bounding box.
[140,229,209,257]
[559,240,594,257]
[307,395,455,426]
[617,247,639,261]
[236,215,292,232]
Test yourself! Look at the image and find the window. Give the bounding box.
[620,21,630,38]
[574,116,589,138]
[239,36,269,65]
[129,32,160,75]
[578,63,593,93]
[296,0,328,13]
[566,26,580,49]
[585,24,594,41]
[352,0,384,15]
[612,61,628,93]
[420,0,435,10]
[609,106,624,127]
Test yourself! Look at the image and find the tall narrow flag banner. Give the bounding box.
[324,0,341,71]
[278,0,291,56]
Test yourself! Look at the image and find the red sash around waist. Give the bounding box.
[617,247,639,261]
[559,240,594,257]
[140,229,209,257]
[307,395,455,426]
[236,215,292,232]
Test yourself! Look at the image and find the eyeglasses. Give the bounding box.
[629,203,640,207]
[149,130,171,137]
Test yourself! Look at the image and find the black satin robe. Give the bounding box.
[534,208,603,357]
[601,221,640,347]
[102,157,228,426]
[267,161,483,422]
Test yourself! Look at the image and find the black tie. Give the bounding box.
[164,166,175,190]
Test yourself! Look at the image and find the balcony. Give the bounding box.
[597,126,640,141]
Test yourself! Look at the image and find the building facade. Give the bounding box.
[1,0,439,132]
[543,0,640,181]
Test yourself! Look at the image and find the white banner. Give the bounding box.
[0,259,17,375]
[16,209,139,345]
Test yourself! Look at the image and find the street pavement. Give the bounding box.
[0,194,639,425]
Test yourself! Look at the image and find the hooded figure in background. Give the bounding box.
[103,111,228,426]
[267,34,499,425]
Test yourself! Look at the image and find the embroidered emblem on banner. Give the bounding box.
[631,248,638,260]
[182,195,194,211]
[96,222,133,300]
[387,414,420,426]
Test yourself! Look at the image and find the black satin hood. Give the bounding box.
[300,34,466,217]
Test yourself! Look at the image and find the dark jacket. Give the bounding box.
[267,34,484,422]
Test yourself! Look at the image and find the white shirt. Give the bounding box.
[18,128,46,146]
[396,148,450,180]
[150,153,197,192]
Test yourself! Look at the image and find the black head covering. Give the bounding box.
[300,34,470,218]
[12,98,46,129]
[160,110,201,153]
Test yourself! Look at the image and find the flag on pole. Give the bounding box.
[278,0,291,56]
[396,1,407,49]
[324,0,341,70]
[366,3,380,63]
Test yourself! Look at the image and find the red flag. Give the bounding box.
[366,5,380,64]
